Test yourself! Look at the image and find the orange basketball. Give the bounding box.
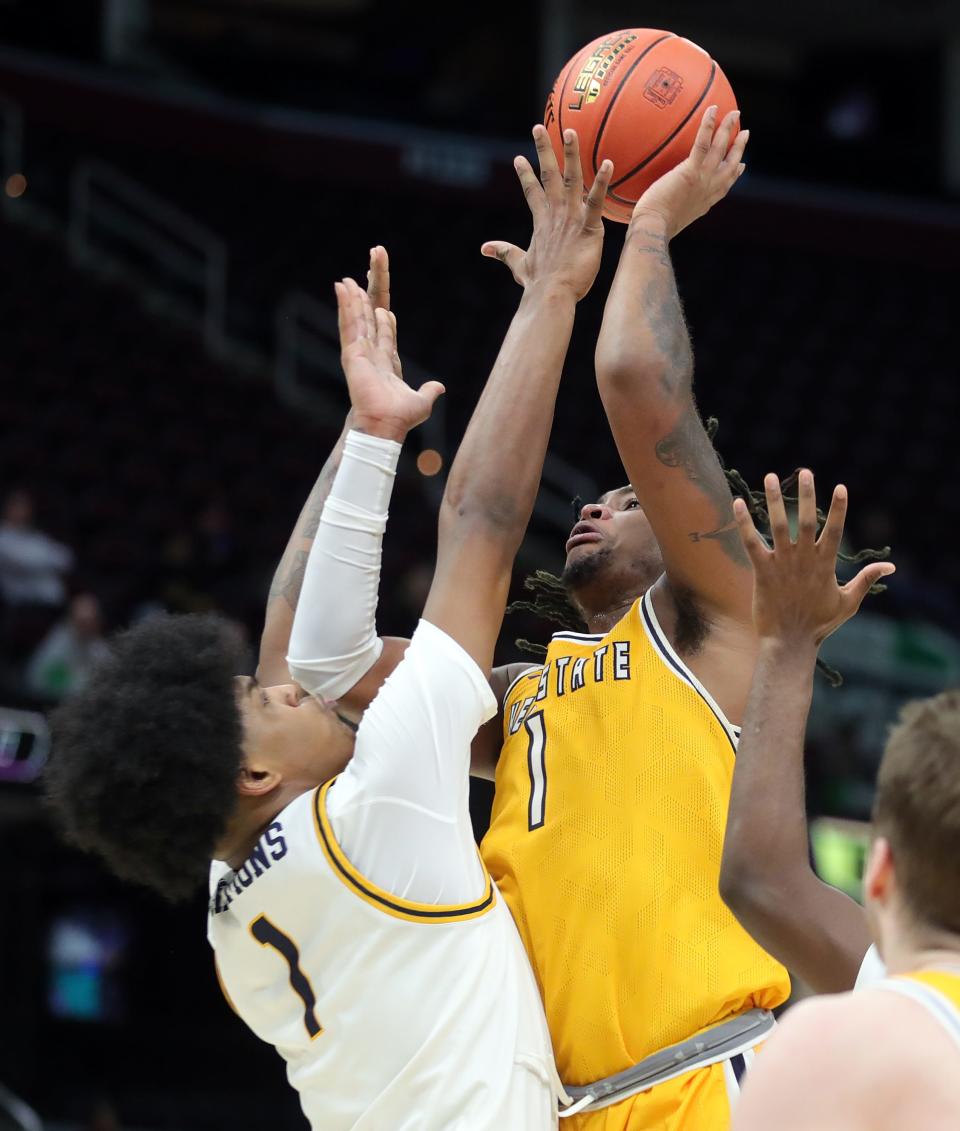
[544,29,738,223]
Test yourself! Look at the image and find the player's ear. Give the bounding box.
[236,762,282,798]
[863,836,895,906]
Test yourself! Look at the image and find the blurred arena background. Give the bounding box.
[1,1,959,1127]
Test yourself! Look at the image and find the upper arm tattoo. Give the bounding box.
[654,405,751,569]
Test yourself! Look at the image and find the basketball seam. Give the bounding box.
[608,61,718,200]
[591,33,676,178]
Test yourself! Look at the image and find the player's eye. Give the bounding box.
[261,692,271,707]
[624,498,640,510]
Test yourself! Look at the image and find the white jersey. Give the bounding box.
[208,620,559,1130]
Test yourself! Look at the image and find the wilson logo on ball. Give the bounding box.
[643,67,684,108]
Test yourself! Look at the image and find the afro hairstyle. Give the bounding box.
[45,613,246,901]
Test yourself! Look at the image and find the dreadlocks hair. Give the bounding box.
[508,418,890,685]
[45,613,246,902]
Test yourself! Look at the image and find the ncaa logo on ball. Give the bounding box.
[643,67,684,108]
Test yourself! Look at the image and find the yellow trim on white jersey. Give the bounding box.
[313,779,496,923]
[214,956,240,1016]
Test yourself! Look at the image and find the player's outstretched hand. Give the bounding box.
[366,244,391,313]
[632,106,749,240]
[335,276,445,443]
[480,126,613,300]
[734,470,895,648]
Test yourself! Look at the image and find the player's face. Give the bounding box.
[562,486,664,592]
[236,677,356,787]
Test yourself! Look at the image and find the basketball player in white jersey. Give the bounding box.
[723,472,960,1128]
[717,470,895,994]
[45,132,614,1128]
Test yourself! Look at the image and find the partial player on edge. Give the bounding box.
[726,472,960,1130]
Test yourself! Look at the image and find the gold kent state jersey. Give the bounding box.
[481,588,791,1087]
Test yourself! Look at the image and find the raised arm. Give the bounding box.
[257,412,354,686]
[284,275,444,698]
[422,129,612,672]
[719,469,895,992]
[594,108,752,619]
[258,247,405,688]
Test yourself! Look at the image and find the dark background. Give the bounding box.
[1,1,959,1127]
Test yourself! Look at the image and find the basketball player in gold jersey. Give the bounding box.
[480,106,785,1130]
[285,108,781,1129]
[728,476,960,1130]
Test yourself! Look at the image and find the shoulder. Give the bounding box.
[762,994,858,1064]
[772,988,934,1053]
[734,996,879,1129]
[492,662,539,707]
[758,990,946,1095]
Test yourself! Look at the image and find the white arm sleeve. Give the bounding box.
[326,619,497,904]
[286,430,400,700]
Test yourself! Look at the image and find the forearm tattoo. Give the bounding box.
[268,435,346,608]
[269,549,310,608]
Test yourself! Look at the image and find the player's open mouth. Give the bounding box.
[566,522,603,553]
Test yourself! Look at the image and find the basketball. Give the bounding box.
[545,29,738,222]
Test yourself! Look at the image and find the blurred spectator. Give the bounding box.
[0,489,74,607]
[25,592,110,699]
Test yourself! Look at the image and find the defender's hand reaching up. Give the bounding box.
[734,470,895,648]
[335,277,445,443]
[366,244,391,312]
[481,126,613,300]
[632,106,749,240]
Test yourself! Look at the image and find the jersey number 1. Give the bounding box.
[250,915,323,1038]
[525,711,547,830]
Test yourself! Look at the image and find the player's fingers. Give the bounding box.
[416,380,446,410]
[841,562,897,610]
[512,155,546,221]
[562,128,584,200]
[366,245,391,311]
[584,159,613,229]
[723,128,750,172]
[817,484,848,558]
[334,281,354,350]
[481,241,527,286]
[764,473,790,548]
[533,123,562,204]
[387,310,403,379]
[355,277,377,341]
[347,277,375,344]
[797,468,818,544]
[733,497,769,569]
[705,109,740,172]
[374,306,395,363]
[689,105,718,165]
[342,278,362,341]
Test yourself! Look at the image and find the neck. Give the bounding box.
[216,786,301,869]
[880,917,960,976]
[566,560,661,636]
[581,599,636,634]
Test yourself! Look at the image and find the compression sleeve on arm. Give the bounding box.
[286,430,400,699]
